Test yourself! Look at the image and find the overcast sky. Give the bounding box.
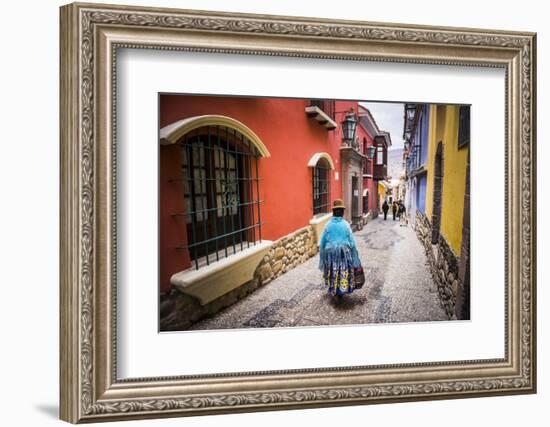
[360,102,405,150]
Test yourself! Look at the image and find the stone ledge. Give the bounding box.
[361,212,374,227]
[309,213,332,246]
[171,241,273,305]
[304,106,338,129]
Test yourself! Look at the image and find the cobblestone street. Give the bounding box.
[190,216,448,330]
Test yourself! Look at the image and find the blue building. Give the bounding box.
[403,104,430,225]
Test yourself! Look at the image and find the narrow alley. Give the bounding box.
[190,216,448,331]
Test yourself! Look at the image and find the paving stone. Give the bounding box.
[189,217,448,331]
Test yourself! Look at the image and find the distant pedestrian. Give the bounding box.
[392,201,398,221]
[319,199,363,298]
[382,201,389,220]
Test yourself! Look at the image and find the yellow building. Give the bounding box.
[424,104,469,257]
[378,180,391,210]
[411,103,470,320]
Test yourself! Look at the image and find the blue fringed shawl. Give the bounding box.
[319,217,361,271]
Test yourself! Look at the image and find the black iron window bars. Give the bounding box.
[312,158,331,215]
[172,125,263,270]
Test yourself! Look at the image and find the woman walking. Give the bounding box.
[319,199,363,297]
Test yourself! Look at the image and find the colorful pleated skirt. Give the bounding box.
[322,246,356,296]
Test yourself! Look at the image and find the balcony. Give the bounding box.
[373,164,387,181]
[403,103,420,142]
[406,143,424,176]
[305,100,337,130]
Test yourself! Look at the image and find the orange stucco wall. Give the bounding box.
[159,95,347,293]
[159,144,189,292]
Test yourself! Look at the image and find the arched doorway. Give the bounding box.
[431,142,444,244]
[308,152,335,216]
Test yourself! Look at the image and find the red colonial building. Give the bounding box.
[159,95,390,330]
[356,104,386,219]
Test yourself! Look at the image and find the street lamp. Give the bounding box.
[341,112,357,147]
[367,146,376,159]
[405,104,416,122]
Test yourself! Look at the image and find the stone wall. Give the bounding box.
[160,225,318,331]
[256,225,318,286]
[160,274,261,331]
[352,210,377,232]
[415,211,460,319]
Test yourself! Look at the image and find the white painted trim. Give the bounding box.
[159,114,271,157]
[358,105,381,139]
[307,152,336,170]
[379,130,392,147]
[309,212,333,225]
[309,212,332,246]
[170,241,273,305]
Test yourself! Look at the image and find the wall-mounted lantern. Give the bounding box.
[367,146,376,159]
[406,106,416,122]
[341,112,357,147]
[405,103,417,123]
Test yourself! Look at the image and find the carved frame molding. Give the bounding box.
[60,2,536,423]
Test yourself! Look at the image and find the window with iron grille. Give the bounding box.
[312,158,331,215]
[362,139,372,175]
[363,191,369,213]
[178,125,262,270]
[412,144,421,170]
[363,159,372,175]
[458,105,470,148]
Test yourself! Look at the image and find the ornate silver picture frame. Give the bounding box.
[60,2,536,423]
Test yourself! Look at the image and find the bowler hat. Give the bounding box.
[332,199,345,210]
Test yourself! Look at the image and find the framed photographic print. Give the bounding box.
[60,2,537,423]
